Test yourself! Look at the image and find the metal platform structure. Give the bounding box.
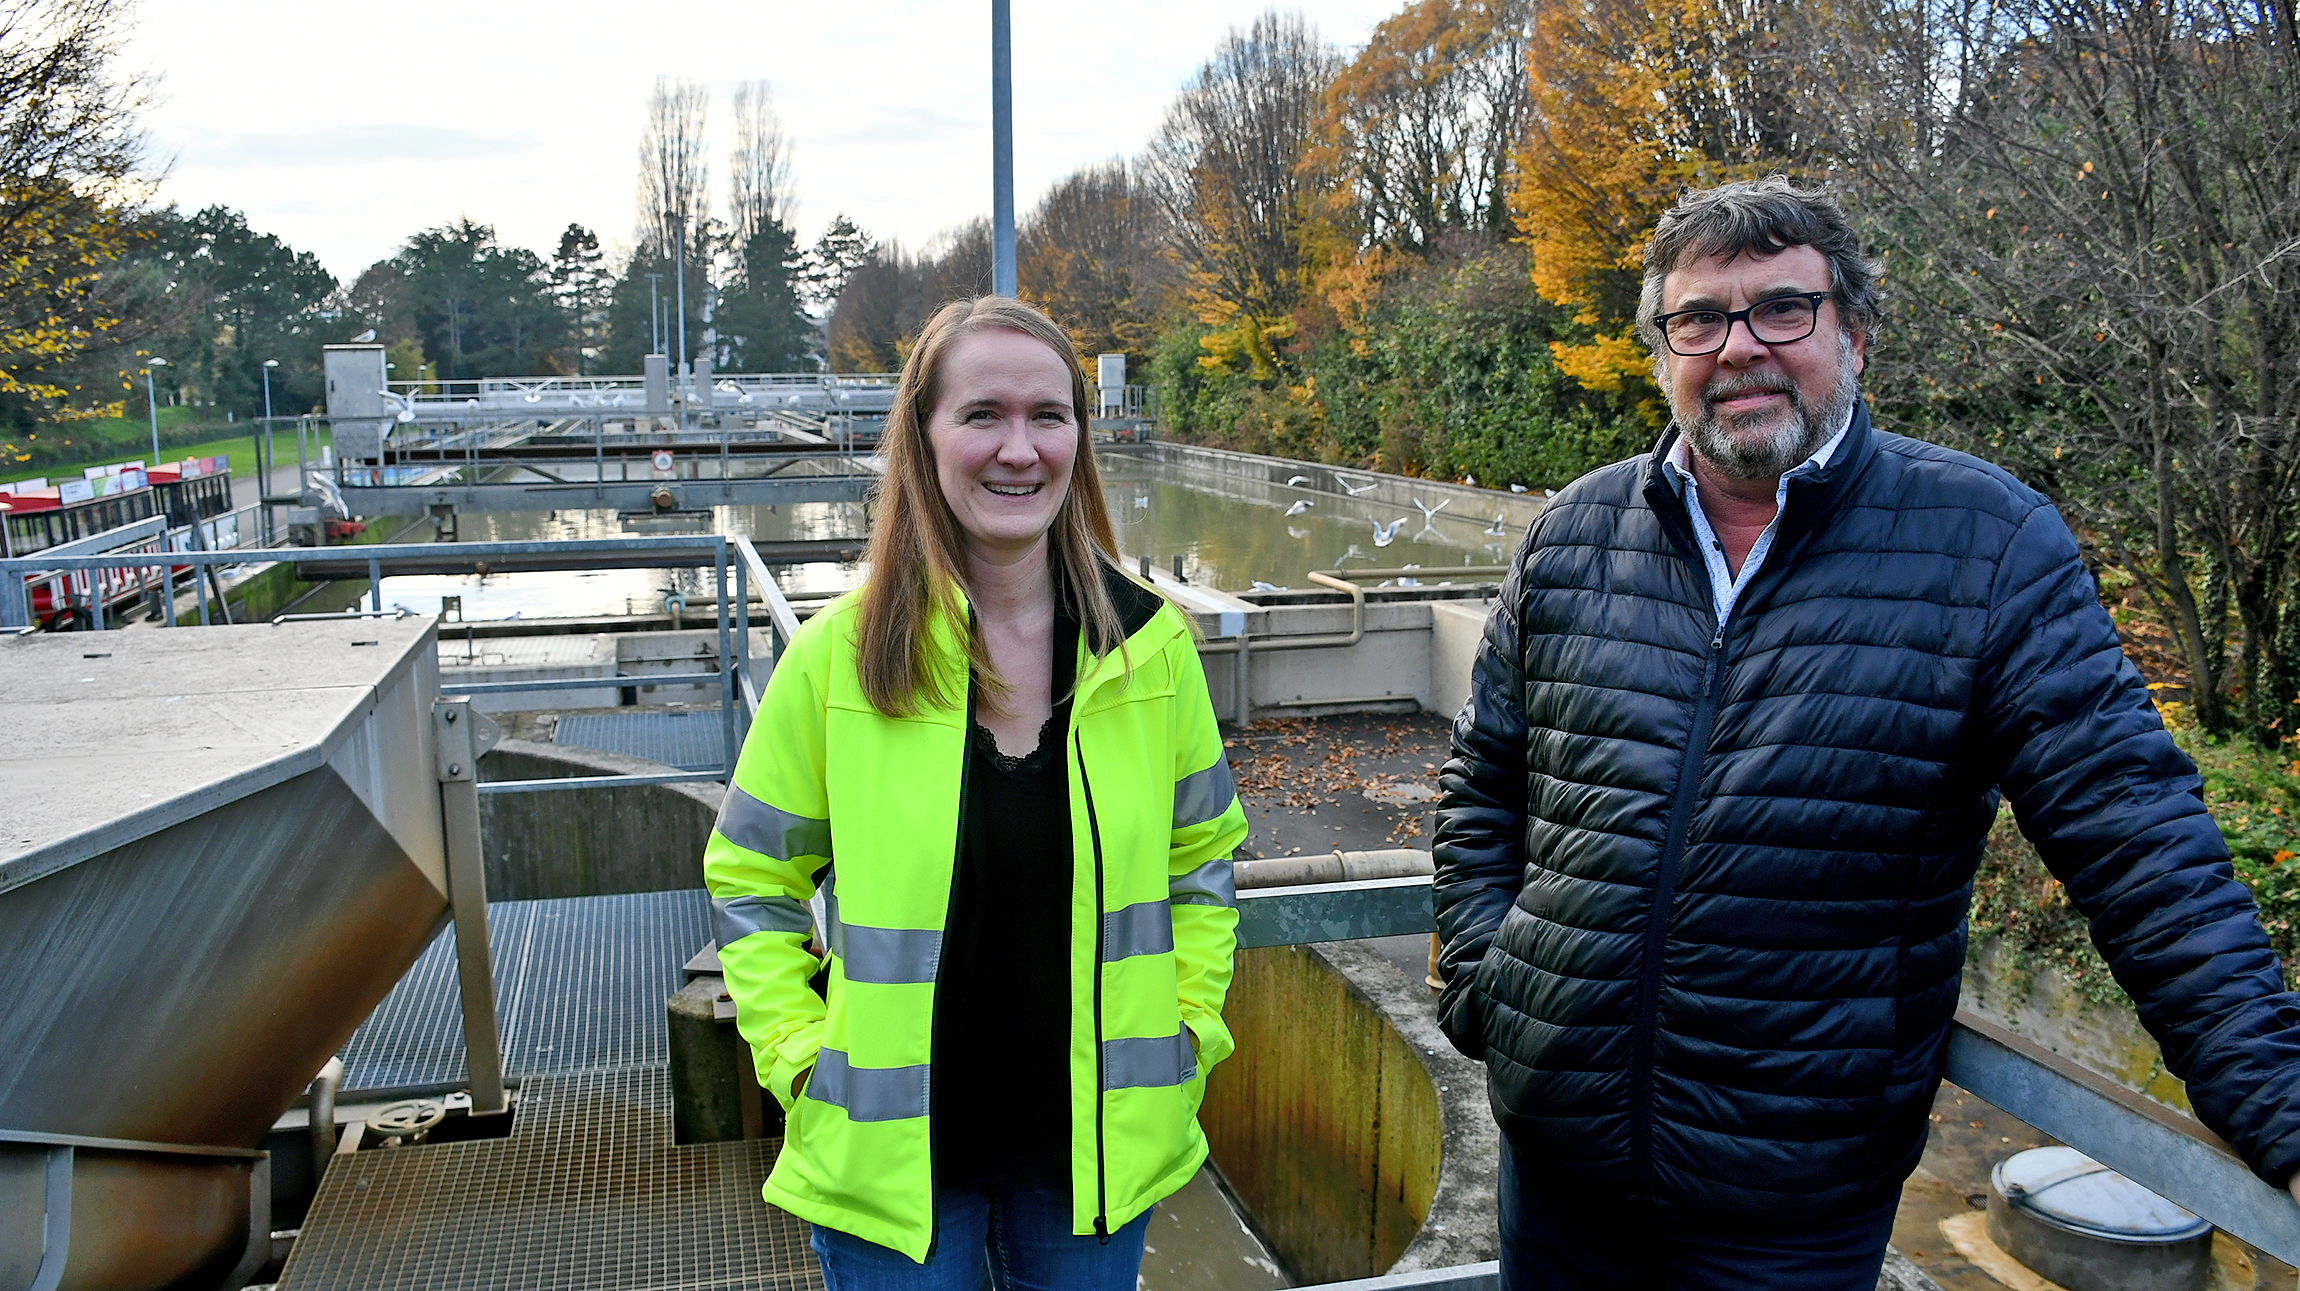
[13,532,2300,1290]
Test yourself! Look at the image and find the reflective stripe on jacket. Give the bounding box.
[704,562,1247,1260]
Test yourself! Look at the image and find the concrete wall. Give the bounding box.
[476,739,723,900]
[1177,595,1496,723]
[1960,934,2192,1114]
[1201,941,1497,1284]
[1427,598,1491,724]
[1139,440,1547,533]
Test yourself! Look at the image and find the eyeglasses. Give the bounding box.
[1652,292,1833,357]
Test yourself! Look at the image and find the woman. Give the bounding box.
[705,296,1247,1290]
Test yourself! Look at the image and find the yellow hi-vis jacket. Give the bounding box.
[703,563,1248,1260]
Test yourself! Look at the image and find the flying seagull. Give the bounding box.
[1133,494,1151,510]
[1372,517,1404,547]
[1335,473,1379,496]
[1284,499,1313,516]
[1412,496,1449,523]
[377,390,417,424]
[1485,514,1509,535]
[1285,475,1310,487]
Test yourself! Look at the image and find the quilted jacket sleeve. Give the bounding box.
[1167,631,1247,1073]
[1983,502,2300,1186]
[703,617,836,1114]
[1431,534,1536,1059]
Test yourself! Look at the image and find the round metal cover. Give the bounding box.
[1993,1146,2211,1244]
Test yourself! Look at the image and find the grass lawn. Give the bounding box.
[3,412,330,486]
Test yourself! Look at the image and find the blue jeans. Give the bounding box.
[809,1172,1151,1291]
[1498,1136,1901,1291]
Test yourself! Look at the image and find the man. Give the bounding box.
[1433,176,2300,1289]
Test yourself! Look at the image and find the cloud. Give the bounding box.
[170,124,540,171]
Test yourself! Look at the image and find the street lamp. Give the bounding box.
[143,357,169,464]
[261,359,281,545]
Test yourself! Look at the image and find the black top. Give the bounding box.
[931,607,1080,1188]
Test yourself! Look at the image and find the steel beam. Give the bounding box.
[1296,1264,1500,1291]
[297,537,862,580]
[1235,875,1435,949]
[327,476,873,515]
[433,699,507,1116]
[1944,1011,2300,1266]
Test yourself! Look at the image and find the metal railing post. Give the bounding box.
[433,698,507,1116]
[715,539,736,777]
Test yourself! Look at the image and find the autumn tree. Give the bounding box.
[1018,159,1172,358]
[1849,0,2300,742]
[1509,0,1846,409]
[1311,0,1531,254]
[0,0,148,433]
[1144,11,1340,378]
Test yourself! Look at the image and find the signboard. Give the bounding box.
[58,479,93,504]
[651,450,674,475]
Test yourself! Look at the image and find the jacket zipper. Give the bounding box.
[1629,618,1727,1196]
[921,689,979,1262]
[1075,728,1112,1240]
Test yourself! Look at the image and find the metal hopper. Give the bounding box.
[0,616,500,1290]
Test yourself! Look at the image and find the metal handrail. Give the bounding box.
[1246,874,2300,1282]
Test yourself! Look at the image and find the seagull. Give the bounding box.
[1463,474,1477,486]
[1284,500,1313,516]
[1399,577,1422,588]
[378,390,417,424]
[1285,475,1310,487]
[1412,496,1449,524]
[350,328,376,343]
[1485,514,1509,535]
[1251,580,1283,592]
[1509,483,1530,494]
[1372,517,1404,547]
[1336,473,1379,496]
[523,388,543,404]
[1133,494,1151,510]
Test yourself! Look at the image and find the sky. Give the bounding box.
[123,0,1404,283]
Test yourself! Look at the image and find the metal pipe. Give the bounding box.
[307,1056,342,1182]
[1235,848,1432,890]
[990,0,1016,297]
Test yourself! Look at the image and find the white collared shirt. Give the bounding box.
[1663,408,1853,631]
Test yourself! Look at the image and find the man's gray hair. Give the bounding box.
[1634,177,1882,353]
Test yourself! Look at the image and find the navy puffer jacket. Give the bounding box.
[1434,402,2300,1217]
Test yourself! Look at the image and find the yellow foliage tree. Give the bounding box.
[1511,0,1830,419]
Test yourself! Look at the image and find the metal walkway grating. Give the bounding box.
[555,711,731,772]
[279,1067,819,1290]
[338,890,711,1096]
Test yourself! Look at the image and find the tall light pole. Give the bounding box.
[143,357,169,463]
[261,359,280,546]
[991,0,1016,297]
[667,209,689,427]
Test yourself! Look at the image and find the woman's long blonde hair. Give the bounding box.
[854,296,1128,718]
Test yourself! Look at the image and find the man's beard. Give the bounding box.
[1677,340,1860,480]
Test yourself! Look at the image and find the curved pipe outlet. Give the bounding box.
[308,1056,343,1182]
